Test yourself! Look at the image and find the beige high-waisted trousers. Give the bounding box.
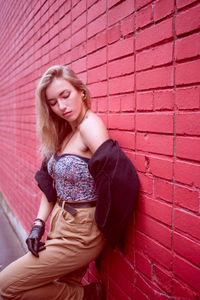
[0,203,105,300]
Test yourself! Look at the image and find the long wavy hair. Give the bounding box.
[35,65,91,158]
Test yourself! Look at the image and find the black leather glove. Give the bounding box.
[26,218,46,257]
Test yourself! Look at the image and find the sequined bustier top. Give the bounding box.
[47,154,96,202]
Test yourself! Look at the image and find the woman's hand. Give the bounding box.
[26,187,55,257]
[26,218,45,257]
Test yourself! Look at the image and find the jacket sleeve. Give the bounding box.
[34,159,57,203]
[89,139,139,249]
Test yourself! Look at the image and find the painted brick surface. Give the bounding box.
[0,0,199,299]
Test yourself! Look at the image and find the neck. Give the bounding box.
[72,108,88,131]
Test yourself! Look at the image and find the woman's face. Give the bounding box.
[45,77,86,128]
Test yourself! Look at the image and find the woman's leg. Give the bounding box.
[0,206,105,300]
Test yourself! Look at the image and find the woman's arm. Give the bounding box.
[26,195,55,257]
[80,111,109,154]
[36,194,55,222]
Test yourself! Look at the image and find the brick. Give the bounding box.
[87,14,107,38]
[152,265,172,294]
[111,248,134,278]
[121,15,134,37]
[173,278,198,299]
[136,18,173,50]
[108,0,121,9]
[59,1,71,18]
[136,42,173,71]
[176,3,200,36]
[175,33,200,61]
[174,209,200,240]
[136,0,153,10]
[176,87,200,110]
[108,37,134,61]
[41,10,50,27]
[174,185,199,213]
[58,13,71,32]
[138,195,172,226]
[71,27,86,47]
[88,81,107,98]
[98,113,108,127]
[60,50,71,65]
[71,13,86,34]
[136,133,174,156]
[134,153,147,172]
[108,113,135,130]
[49,45,59,61]
[71,57,86,73]
[136,66,173,90]
[176,112,200,136]
[109,130,135,150]
[136,113,174,134]
[154,178,173,203]
[109,279,132,300]
[108,0,134,26]
[91,97,97,111]
[174,160,200,188]
[71,0,86,20]
[135,252,151,278]
[136,92,154,111]
[173,255,200,292]
[109,96,121,112]
[108,56,134,78]
[109,75,134,95]
[87,47,107,68]
[136,212,172,248]
[87,0,96,8]
[176,136,200,162]
[121,93,135,112]
[135,274,162,300]
[108,252,134,297]
[87,31,107,53]
[88,65,107,84]
[59,39,71,55]
[148,155,173,180]
[154,90,174,111]
[174,232,200,267]
[136,4,153,29]
[97,97,108,112]
[59,26,71,44]
[49,34,59,50]
[135,231,172,269]
[87,0,106,23]
[176,0,197,10]
[176,59,200,86]
[108,24,121,44]
[154,0,174,22]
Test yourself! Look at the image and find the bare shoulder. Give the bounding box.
[80,110,109,153]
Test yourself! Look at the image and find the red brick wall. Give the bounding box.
[0,0,200,298]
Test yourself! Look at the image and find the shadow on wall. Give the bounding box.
[0,192,26,273]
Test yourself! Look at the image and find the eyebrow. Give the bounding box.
[46,89,70,101]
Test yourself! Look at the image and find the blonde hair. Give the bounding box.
[35,65,91,158]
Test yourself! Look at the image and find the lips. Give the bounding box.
[63,111,72,117]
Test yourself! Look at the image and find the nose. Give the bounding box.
[57,99,66,111]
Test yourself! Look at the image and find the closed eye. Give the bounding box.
[48,100,57,106]
[62,92,70,99]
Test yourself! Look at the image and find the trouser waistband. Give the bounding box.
[57,197,96,215]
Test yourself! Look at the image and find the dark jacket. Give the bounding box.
[88,139,139,249]
[35,139,139,250]
[35,159,57,203]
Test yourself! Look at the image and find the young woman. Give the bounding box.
[0,65,139,300]
[0,65,109,300]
